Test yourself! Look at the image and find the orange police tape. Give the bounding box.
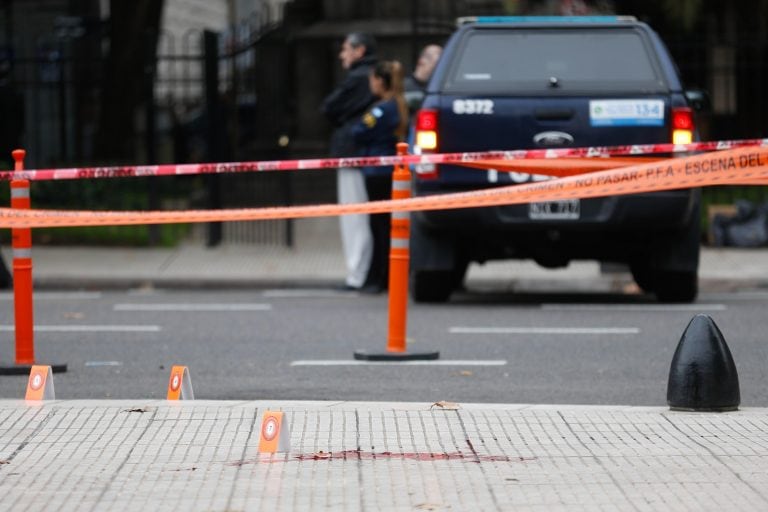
[457,156,664,176]
[1,146,767,229]
[1,137,766,182]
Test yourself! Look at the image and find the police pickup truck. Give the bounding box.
[411,16,702,303]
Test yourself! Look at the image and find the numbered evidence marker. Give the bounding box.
[25,365,55,401]
[258,411,291,453]
[166,365,194,400]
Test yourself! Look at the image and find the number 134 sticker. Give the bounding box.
[590,99,664,126]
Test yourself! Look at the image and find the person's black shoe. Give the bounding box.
[334,283,360,292]
[360,283,385,295]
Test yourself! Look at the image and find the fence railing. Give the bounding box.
[6,6,768,248]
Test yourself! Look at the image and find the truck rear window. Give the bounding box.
[444,28,667,94]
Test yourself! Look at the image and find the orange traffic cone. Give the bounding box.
[0,150,67,375]
[354,142,439,361]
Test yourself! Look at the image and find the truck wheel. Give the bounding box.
[629,261,655,294]
[639,192,701,303]
[411,270,455,303]
[451,258,470,291]
[654,271,698,303]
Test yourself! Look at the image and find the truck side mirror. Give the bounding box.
[685,89,711,112]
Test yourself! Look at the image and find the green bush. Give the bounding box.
[20,176,197,247]
[32,224,191,247]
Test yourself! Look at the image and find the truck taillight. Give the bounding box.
[415,109,438,150]
[672,107,693,145]
[414,109,439,179]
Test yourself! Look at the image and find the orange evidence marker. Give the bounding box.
[166,365,194,400]
[258,411,291,453]
[25,365,54,401]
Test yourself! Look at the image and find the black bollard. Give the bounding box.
[667,314,740,412]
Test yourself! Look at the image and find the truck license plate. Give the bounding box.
[528,199,580,220]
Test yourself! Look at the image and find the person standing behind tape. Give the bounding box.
[404,44,442,115]
[351,60,409,293]
[321,33,378,291]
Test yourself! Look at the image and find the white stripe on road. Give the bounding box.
[541,304,727,312]
[114,303,271,311]
[702,292,768,301]
[0,325,161,332]
[291,360,507,366]
[450,327,639,335]
[262,289,359,298]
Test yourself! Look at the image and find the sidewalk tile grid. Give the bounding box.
[0,401,768,511]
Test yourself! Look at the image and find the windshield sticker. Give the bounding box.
[590,100,664,127]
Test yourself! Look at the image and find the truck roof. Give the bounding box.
[456,15,639,26]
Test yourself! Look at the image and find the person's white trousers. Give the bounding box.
[337,167,373,288]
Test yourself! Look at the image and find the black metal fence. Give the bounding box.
[152,2,295,246]
[666,34,768,210]
[9,3,295,247]
[6,3,768,246]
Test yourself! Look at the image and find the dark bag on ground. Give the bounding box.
[711,200,768,247]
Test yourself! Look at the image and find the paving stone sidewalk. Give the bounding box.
[1,400,767,511]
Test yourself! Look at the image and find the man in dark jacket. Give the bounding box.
[321,33,378,291]
[404,44,442,115]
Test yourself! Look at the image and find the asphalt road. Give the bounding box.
[1,285,767,406]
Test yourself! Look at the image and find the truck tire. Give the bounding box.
[411,269,455,303]
[630,261,654,294]
[410,215,464,302]
[654,270,698,303]
[631,194,701,302]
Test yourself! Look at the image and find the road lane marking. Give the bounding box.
[114,303,272,311]
[702,292,768,301]
[85,361,123,367]
[0,325,161,332]
[291,360,507,366]
[541,304,726,312]
[450,327,639,335]
[263,289,359,298]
